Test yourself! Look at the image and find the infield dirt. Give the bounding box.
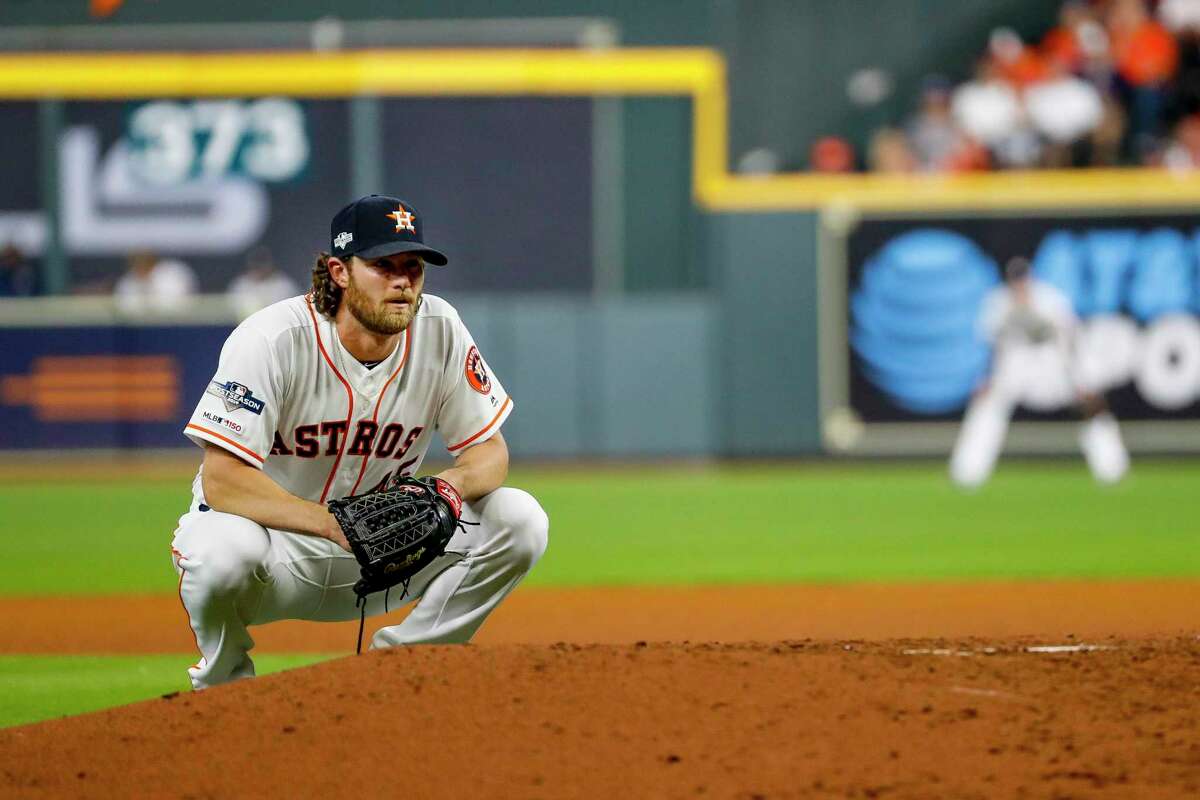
[2,580,1199,798]
[4,579,1200,653]
[2,637,1199,799]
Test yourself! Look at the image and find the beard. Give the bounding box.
[343,275,420,335]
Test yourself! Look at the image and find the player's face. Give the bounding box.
[343,253,425,335]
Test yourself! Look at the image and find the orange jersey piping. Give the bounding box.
[446,396,512,452]
[348,325,413,496]
[306,297,356,504]
[185,423,265,465]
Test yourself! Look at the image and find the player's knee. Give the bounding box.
[487,488,549,569]
[174,511,269,593]
[515,502,550,570]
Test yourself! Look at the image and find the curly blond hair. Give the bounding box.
[310,252,343,317]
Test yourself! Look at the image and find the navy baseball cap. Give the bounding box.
[329,195,449,266]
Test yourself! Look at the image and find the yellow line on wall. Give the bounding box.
[703,167,1200,211]
[0,48,720,98]
[1,48,1197,212]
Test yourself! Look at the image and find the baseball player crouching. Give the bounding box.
[950,256,1130,488]
[171,194,548,689]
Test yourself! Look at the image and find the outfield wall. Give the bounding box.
[4,205,1200,459]
[0,295,719,458]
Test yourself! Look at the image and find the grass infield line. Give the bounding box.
[0,654,336,729]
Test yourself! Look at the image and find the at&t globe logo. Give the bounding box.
[851,229,999,414]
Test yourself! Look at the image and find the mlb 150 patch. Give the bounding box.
[202,410,246,436]
[206,380,265,415]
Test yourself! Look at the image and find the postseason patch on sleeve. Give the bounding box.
[206,380,266,415]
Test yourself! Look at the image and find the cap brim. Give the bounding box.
[354,240,449,266]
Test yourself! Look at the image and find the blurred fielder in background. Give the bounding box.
[950,256,1130,488]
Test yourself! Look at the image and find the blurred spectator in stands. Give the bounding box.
[1026,54,1105,166]
[0,243,36,297]
[1164,3,1200,126]
[1042,1,1091,73]
[113,251,197,314]
[810,0,1200,173]
[1160,0,1200,34]
[868,128,917,173]
[989,27,1050,88]
[226,245,300,319]
[953,58,1042,168]
[905,75,962,171]
[1110,0,1180,87]
[1108,0,1179,158]
[944,136,993,172]
[1088,95,1130,166]
[809,136,856,173]
[1043,2,1114,77]
[1153,112,1200,169]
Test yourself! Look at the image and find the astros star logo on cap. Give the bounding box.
[388,205,416,233]
[328,194,449,265]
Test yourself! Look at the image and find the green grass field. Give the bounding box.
[0,654,331,728]
[1,460,1197,595]
[2,459,1198,728]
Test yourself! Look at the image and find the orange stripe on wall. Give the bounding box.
[29,388,178,421]
[1,355,181,421]
[39,408,176,422]
[36,355,176,371]
[0,376,32,404]
[25,372,177,388]
[30,389,177,404]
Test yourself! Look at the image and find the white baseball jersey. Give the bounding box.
[183,293,511,506]
[979,280,1079,351]
[978,279,1083,409]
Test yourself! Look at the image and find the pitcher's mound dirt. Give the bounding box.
[3,638,1199,799]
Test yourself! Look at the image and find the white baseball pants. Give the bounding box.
[949,393,1129,488]
[170,487,548,690]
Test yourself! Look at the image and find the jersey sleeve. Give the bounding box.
[183,324,283,468]
[436,319,513,454]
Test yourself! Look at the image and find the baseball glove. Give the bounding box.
[328,476,464,652]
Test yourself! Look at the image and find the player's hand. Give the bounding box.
[321,511,352,551]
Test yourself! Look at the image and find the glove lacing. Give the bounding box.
[351,517,480,655]
[354,578,411,655]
